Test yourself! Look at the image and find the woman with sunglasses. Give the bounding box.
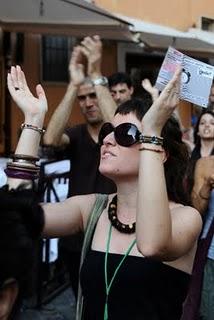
[4,66,202,320]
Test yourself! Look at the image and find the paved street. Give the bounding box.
[18,287,76,320]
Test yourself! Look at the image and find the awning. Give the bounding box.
[188,27,214,46]
[116,14,214,55]
[0,0,133,41]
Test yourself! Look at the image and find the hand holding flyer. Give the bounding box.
[155,47,214,108]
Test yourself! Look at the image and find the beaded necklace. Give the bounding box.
[108,195,136,234]
[104,224,136,320]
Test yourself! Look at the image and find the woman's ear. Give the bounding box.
[0,281,18,320]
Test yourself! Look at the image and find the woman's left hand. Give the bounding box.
[7,65,47,124]
[142,67,181,136]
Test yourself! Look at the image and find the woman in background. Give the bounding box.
[191,111,214,160]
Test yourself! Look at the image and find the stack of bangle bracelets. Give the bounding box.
[5,154,40,180]
[4,123,45,180]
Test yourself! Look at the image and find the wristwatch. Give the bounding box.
[92,76,109,87]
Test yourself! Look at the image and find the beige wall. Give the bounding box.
[190,0,214,28]
[95,0,214,128]
[96,0,214,30]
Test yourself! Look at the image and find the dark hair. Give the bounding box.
[0,186,44,313]
[115,98,190,205]
[191,110,214,160]
[108,72,133,89]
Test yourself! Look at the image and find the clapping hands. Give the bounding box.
[80,35,102,78]
[68,35,102,85]
[69,46,85,86]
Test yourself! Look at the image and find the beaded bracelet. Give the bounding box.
[21,123,46,135]
[139,135,164,146]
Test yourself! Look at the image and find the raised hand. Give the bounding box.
[7,65,47,123]
[69,46,85,86]
[80,35,102,79]
[142,78,159,102]
[141,67,181,136]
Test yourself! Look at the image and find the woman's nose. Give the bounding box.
[103,131,115,145]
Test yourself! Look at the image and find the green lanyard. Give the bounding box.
[104,224,136,320]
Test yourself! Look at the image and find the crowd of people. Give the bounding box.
[0,35,213,320]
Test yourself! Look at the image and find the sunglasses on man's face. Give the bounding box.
[98,122,142,147]
[77,92,97,102]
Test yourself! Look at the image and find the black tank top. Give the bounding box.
[80,250,190,320]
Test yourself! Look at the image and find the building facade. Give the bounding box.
[0,0,214,153]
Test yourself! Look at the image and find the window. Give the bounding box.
[42,35,72,83]
[200,17,214,32]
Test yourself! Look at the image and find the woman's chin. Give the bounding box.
[99,165,115,180]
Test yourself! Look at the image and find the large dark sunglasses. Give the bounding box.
[98,122,142,147]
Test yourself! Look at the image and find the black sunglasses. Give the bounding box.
[98,122,142,147]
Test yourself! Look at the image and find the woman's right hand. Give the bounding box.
[7,65,47,125]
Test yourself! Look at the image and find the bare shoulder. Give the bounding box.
[66,193,97,228]
[171,203,202,234]
[165,203,203,260]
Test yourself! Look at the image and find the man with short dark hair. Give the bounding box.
[108,72,134,106]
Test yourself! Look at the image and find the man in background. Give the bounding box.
[108,71,134,106]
